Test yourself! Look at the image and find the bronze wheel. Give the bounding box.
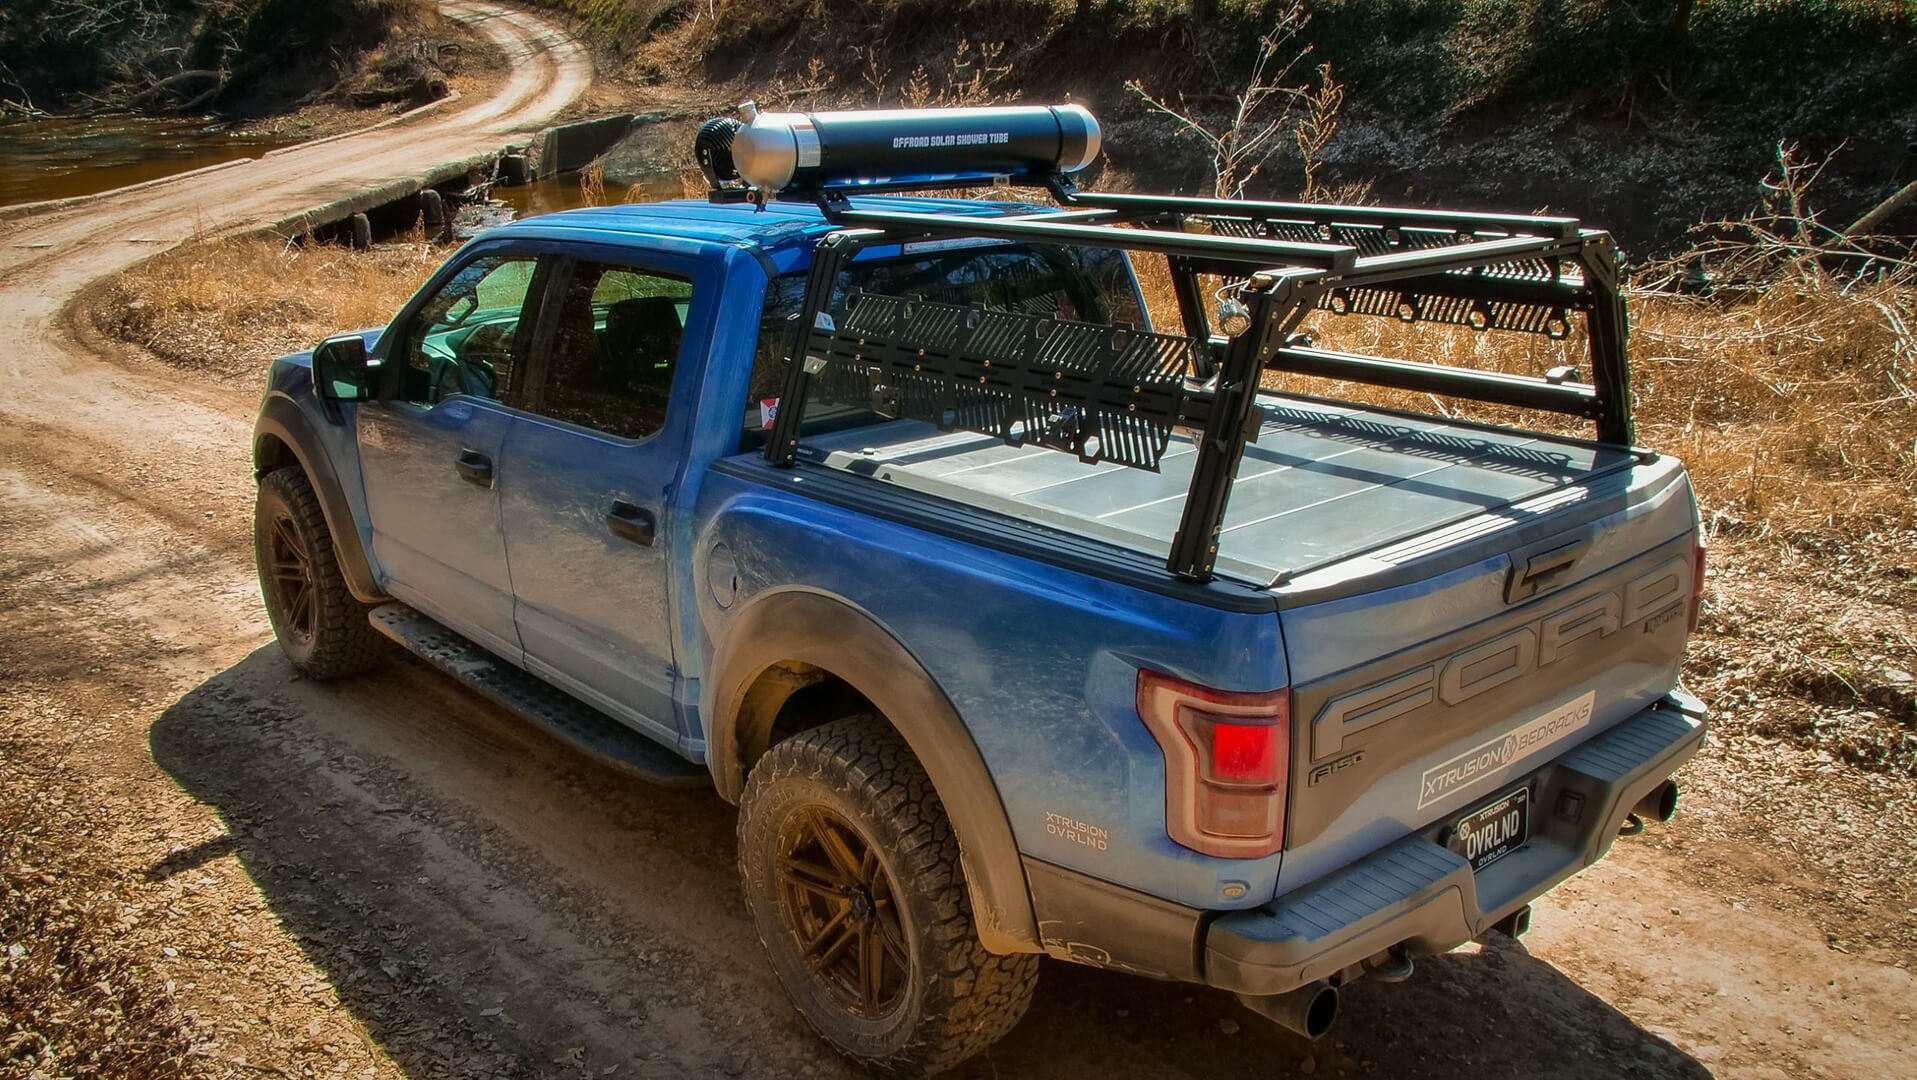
[738,715,1038,1075]
[253,466,384,679]
[264,508,317,648]
[775,805,910,1019]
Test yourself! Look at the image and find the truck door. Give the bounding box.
[358,251,549,659]
[498,253,707,745]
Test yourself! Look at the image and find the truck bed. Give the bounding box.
[808,394,1637,585]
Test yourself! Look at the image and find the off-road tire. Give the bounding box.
[254,466,384,680]
[738,715,1039,1076]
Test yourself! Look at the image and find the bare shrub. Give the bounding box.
[1124,0,1350,200]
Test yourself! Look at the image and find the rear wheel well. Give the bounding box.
[734,661,876,782]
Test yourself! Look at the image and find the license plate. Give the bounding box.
[1446,786,1530,871]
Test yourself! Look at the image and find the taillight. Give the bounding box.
[1136,669,1291,858]
[1688,532,1707,633]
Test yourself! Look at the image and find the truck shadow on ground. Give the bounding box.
[151,646,1709,1080]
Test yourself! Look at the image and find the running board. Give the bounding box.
[368,603,708,788]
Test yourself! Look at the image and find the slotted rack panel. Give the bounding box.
[1204,216,1585,339]
[803,291,1212,472]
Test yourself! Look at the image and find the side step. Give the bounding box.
[369,603,708,788]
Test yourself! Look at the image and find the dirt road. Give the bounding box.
[0,6,1912,1078]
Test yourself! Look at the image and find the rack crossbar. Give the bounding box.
[1271,345,1599,416]
[1063,190,1582,240]
[1343,235,1583,282]
[833,208,1357,270]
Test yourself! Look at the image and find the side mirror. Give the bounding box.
[313,334,373,404]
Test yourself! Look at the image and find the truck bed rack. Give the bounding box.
[760,182,1632,582]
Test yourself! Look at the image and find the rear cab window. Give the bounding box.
[739,241,1144,452]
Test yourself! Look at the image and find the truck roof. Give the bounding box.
[487,196,1033,260]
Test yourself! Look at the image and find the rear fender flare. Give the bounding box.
[705,588,1040,953]
[254,395,385,603]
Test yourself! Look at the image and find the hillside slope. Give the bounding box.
[531,0,1917,253]
[0,0,455,119]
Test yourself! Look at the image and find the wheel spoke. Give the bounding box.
[290,583,313,629]
[800,902,851,957]
[810,810,864,879]
[273,518,305,561]
[811,914,859,972]
[779,855,851,900]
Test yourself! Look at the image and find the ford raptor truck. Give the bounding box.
[251,104,1709,1074]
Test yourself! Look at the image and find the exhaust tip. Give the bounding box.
[1635,780,1680,823]
[1302,984,1339,1040]
[1238,982,1339,1041]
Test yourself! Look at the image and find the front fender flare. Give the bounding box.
[705,589,1040,954]
[254,394,385,604]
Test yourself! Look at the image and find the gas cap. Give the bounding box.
[708,542,740,609]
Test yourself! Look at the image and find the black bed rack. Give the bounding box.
[759,181,1632,582]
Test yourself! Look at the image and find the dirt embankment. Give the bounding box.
[530,0,1917,254]
[0,0,504,138]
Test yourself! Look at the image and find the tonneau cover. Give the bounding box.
[810,395,1636,585]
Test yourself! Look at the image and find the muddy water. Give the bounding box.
[489,170,687,220]
[0,113,300,208]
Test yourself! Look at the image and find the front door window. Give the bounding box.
[398,255,540,406]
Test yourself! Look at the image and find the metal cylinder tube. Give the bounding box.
[722,103,1101,193]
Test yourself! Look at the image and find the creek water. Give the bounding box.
[487,171,688,220]
[0,113,302,208]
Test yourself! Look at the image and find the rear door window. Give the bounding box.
[526,261,693,441]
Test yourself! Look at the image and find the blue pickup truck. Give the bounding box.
[253,106,1708,1074]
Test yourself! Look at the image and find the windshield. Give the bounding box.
[739,242,1145,451]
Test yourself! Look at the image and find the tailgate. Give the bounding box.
[1272,453,1698,891]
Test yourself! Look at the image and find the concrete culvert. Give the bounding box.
[419,189,445,227]
[349,213,372,250]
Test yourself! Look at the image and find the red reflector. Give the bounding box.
[1205,717,1281,785]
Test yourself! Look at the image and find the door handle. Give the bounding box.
[607,500,655,546]
[455,449,494,488]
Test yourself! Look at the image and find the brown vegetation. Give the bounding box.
[2,750,192,1079]
[95,233,446,386]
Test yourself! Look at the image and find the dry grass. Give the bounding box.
[2,750,194,1079]
[96,232,447,385]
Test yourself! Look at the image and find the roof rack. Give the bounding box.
[737,121,1630,583]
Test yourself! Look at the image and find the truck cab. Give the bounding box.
[252,104,1707,1077]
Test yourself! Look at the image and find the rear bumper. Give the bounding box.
[1204,691,1707,996]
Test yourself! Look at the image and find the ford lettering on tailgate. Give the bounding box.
[1310,555,1691,765]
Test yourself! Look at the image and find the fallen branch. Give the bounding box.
[127,68,221,105]
[1846,178,1917,239]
